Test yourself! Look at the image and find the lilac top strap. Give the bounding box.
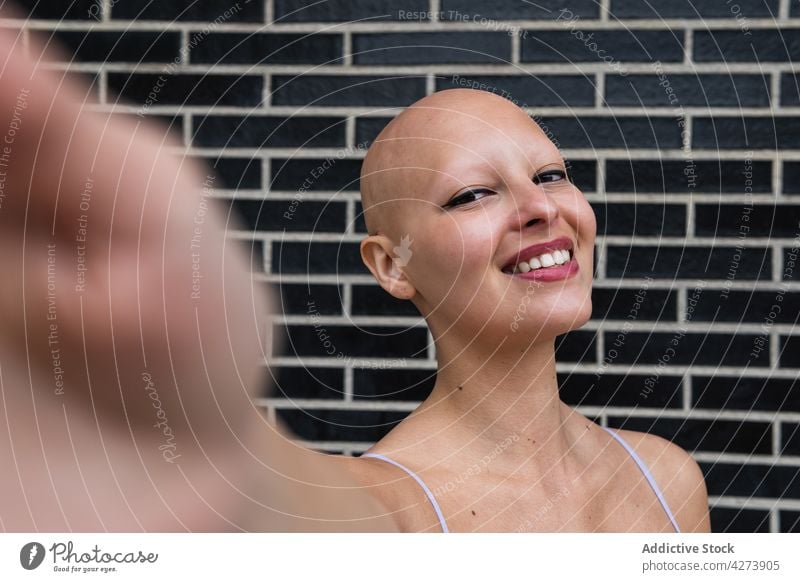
[361,452,449,533]
[602,426,682,532]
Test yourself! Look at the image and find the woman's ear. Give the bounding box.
[360,233,416,300]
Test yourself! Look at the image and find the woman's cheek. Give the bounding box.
[583,200,598,240]
[414,241,487,300]
[568,193,596,240]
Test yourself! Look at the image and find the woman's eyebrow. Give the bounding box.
[532,160,568,172]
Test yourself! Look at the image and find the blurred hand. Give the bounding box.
[0,5,395,532]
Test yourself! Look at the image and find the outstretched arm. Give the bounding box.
[0,8,395,532]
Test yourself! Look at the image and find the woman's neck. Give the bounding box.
[409,337,590,477]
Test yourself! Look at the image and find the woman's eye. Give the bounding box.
[533,169,568,185]
[445,188,493,208]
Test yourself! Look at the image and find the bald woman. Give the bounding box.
[339,88,711,533]
[0,15,394,532]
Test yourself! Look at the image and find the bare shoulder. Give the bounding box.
[614,428,712,532]
[335,454,445,532]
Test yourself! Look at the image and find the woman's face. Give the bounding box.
[391,104,596,344]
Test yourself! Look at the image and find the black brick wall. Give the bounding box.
[16,0,798,533]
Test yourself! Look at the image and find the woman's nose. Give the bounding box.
[510,180,560,230]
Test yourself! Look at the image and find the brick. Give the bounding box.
[605,74,771,107]
[271,158,362,192]
[780,335,800,368]
[230,200,346,233]
[780,511,800,533]
[610,0,778,19]
[565,160,597,193]
[592,202,686,236]
[783,162,800,193]
[693,117,800,149]
[353,368,436,401]
[558,373,682,408]
[276,409,406,441]
[194,157,261,189]
[694,376,800,412]
[603,331,771,367]
[538,116,681,149]
[780,73,800,106]
[590,287,677,321]
[354,202,369,233]
[108,73,263,107]
[555,331,597,364]
[435,74,598,107]
[355,117,392,148]
[277,283,343,315]
[272,75,427,106]
[351,284,421,316]
[273,324,429,359]
[606,245,772,280]
[268,366,344,399]
[276,0,428,22]
[686,290,800,324]
[521,30,684,63]
[781,422,800,455]
[192,115,346,148]
[694,29,800,62]
[45,30,180,63]
[608,417,772,454]
[711,508,771,533]
[111,0,264,22]
[14,0,98,20]
[271,241,367,275]
[191,33,343,64]
[785,247,800,280]
[442,0,599,19]
[605,160,772,193]
[695,204,800,238]
[353,32,511,64]
[700,462,800,499]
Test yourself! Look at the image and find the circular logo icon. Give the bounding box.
[20,542,46,570]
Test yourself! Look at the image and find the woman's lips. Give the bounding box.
[507,255,579,282]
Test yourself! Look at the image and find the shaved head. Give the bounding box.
[359,88,538,237]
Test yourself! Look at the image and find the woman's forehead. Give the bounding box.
[395,120,558,186]
[361,90,559,213]
[365,126,560,211]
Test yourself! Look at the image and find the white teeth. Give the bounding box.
[509,249,571,274]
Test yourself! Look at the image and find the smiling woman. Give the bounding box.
[339,88,712,533]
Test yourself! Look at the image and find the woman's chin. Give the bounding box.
[515,306,592,338]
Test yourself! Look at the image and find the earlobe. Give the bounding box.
[360,235,416,300]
